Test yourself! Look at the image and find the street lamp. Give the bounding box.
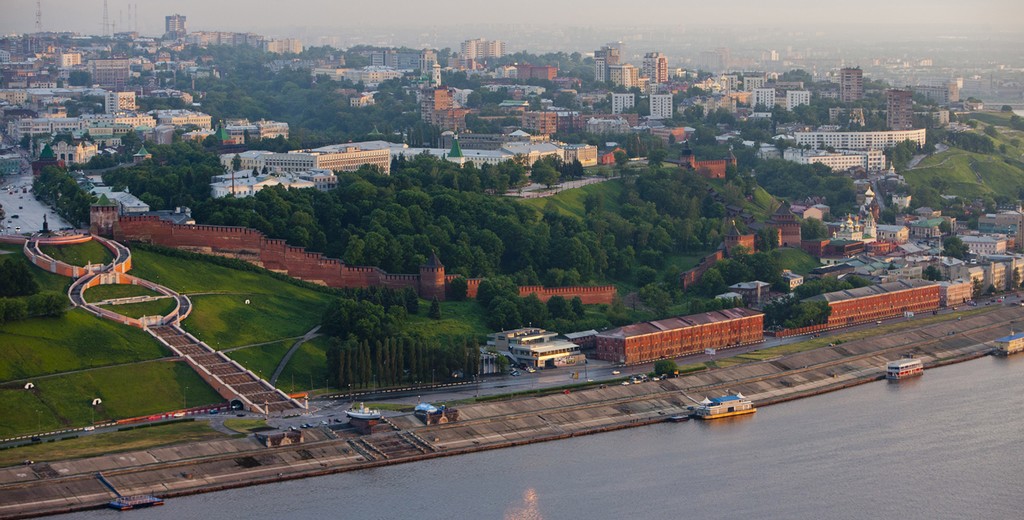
[183,385,188,410]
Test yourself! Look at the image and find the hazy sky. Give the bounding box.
[3,0,1022,41]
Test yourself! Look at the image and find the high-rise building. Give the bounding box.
[89,58,130,89]
[886,89,914,131]
[594,43,621,83]
[105,91,136,114]
[608,64,639,89]
[611,93,635,114]
[743,75,766,92]
[649,94,673,119]
[839,67,864,102]
[460,38,505,62]
[643,52,668,84]
[164,14,187,39]
[786,90,811,110]
[418,49,437,73]
[753,88,776,110]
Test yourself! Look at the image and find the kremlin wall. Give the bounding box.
[90,204,616,304]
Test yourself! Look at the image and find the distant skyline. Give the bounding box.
[3,0,1022,43]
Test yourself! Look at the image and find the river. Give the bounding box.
[60,355,1024,520]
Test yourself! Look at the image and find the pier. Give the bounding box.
[96,472,164,511]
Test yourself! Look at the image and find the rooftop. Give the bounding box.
[805,279,937,304]
[597,308,762,340]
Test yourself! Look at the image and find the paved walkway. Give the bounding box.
[270,326,321,385]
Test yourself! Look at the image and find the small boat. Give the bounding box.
[692,393,756,420]
[345,402,383,420]
[667,415,689,423]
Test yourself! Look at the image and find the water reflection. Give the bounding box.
[504,488,543,520]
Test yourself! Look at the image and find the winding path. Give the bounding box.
[15,233,303,415]
[270,326,321,385]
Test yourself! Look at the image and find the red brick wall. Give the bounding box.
[595,313,764,364]
[826,285,939,327]
[517,285,616,305]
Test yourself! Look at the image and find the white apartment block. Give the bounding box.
[752,88,776,109]
[793,128,927,151]
[649,94,673,119]
[105,91,136,114]
[611,93,635,114]
[223,119,290,141]
[783,148,886,171]
[460,38,505,61]
[786,90,811,110]
[8,117,85,139]
[59,52,82,67]
[264,38,303,54]
[343,67,404,87]
[743,76,766,91]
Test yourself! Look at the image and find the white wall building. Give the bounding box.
[793,129,927,151]
[752,88,776,109]
[220,143,392,174]
[786,90,811,110]
[104,91,136,114]
[611,93,635,115]
[649,94,673,119]
[782,148,886,171]
[149,109,211,129]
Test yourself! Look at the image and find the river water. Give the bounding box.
[61,355,1024,520]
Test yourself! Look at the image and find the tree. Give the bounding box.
[447,277,469,301]
[613,150,628,168]
[942,236,968,260]
[639,283,672,317]
[531,162,559,188]
[1002,105,1014,112]
[428,297,441,320]
[647,148,667,167]
[653,359,679,376]
[923,265,943,281]
[801,218,829,240]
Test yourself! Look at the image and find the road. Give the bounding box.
[0,171,73,236]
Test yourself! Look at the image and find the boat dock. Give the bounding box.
[97,472,164,511]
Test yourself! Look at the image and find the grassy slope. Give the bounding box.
[905,119,1024,198]
[772,248,821,275]
[0,309,168,381]
[0,361,222,437]
[0,244,70,293]
[278,335,331,394]
[517,179,624,219]
[0,421,227,468]
[84,284,160,301]
[225,340,291,381]
[39,241,113,267]
[98,298,178,319]
[128,249,333,349]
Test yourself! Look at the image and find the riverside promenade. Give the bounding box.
[1,306,1020,519]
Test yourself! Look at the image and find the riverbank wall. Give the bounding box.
[1,306,1020,519]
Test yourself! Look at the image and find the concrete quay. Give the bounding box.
[1,307,1020,519]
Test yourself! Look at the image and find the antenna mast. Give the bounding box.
[35,1,42,32]
[102,0,109,36]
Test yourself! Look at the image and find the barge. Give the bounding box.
[886,358,924,380]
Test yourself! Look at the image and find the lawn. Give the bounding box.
[278,335,330,394]
[184,293,326,349]
[222,418,270,433]
[225,341,291,381]
[904,143,1024,199]
[98,298,178,319]
[0,244,70,293]
[0,361,223,437]
[84,283,160,302]
[39,241,113,267]
[0,308,168,381]
[517,178,624,219]
[772,248,821,275]
[0,421,227,468]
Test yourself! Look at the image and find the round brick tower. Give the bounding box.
[419,251,446,301]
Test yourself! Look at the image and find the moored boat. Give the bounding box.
[692,393,756,420]
[886,358,923,380]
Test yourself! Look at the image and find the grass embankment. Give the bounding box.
[905,119,1024,199]
[0,361,222,438]
[0,244,70,293]
[0,421,226,468]
[0,309,167,381]
[277,335,330,394]
[518,179,624,219]
[39,241,113,267]
[222,418,271,433]
[772,248,821,275]
[226,341,292,381]
[98,298,178,319]
[128,249,333,349]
